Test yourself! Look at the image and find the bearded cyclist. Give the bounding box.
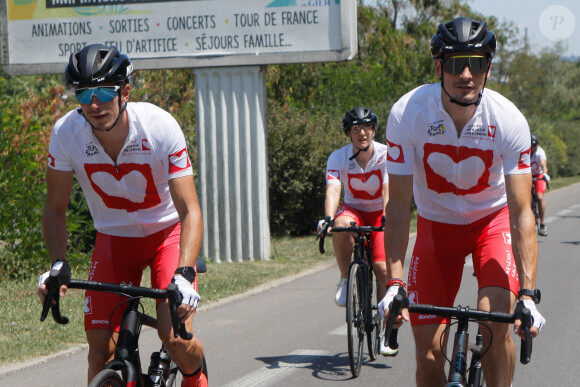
[317,107,392,355]
[379,17,545,386]
[37,44,207,386]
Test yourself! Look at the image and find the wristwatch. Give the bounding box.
[518,289,541,304]
[174,266,196,283]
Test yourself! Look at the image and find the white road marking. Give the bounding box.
[329,325,347,336]
[222,349,327,387]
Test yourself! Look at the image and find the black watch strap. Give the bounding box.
[518,288,541,304]
[174,266,196,283]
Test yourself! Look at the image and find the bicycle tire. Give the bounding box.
[89,369,124,387]
[366,268,380,361]
[346,263,364,377]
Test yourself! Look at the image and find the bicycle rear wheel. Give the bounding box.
[346,263,364,377]
[89,369,123,387]
[366,269,380,361]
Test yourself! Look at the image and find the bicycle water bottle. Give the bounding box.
[148,348,171,386]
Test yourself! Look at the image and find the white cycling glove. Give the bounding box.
[173,275,201,308]
[544,174,550,182]
[378,285,402,320]
[521,299,546,332]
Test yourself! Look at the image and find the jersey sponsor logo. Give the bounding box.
[48,152,55,167]
[327,169,340,181]
[427,122,446,136]
[518,148,531,169]
[84,296,92,314]
[142,139,150,151]
[168,148,191,174]
[488,125,497,138]
[347,170,383,200]
[408,291,418,305]
[84,163,161,212]
[502,232,512,245]
[423,143,494,195]
[85,143,100,157]
[386,139,404,163]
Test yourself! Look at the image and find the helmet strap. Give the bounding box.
[349,143,371,161]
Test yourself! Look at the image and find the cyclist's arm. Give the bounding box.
[384,173,413,280]
[40,168,74,302]
[168,175,203,270]
[381,179,389,215]
[324,183,342,220]
[540,158,548,176]
[505,173,538,292]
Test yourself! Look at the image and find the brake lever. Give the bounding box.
[166,283,193,340]
[40,273,69,324]
[519,306,533,364]
[384,294,402,350]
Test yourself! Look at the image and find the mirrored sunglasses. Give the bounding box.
[442,55,489,75]
[74,86,121,104]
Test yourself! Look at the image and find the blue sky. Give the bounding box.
[367,0,579,58]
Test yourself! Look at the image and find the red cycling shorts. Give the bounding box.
[533,174,547,194]
[407,206,519,326]
[335,203,385,263]
[84,222,197,331]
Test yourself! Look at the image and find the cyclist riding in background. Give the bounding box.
[36,44,207,386]
[379,17,545,386]
[317,106,391,355]
[530,134,549,236]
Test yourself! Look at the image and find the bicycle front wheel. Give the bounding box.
[89,369,123,387]
[346,263,364,377]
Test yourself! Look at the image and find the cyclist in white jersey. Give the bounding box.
[37,44,207,387]
[317,107,391,354]
[531,134,549,236]
[378,18,545,387]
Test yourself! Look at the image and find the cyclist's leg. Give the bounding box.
[477,287,516,387]
[85,232,146,383]
[367,210,387,301]
[151,224,207,386]
[535,177,547,224]
[409,215,470,385]
[86,329,117,382]
[473,207,519,387]
[333,204,359,279]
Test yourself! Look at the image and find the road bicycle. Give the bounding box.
[531,175,550,235]
[41,262,207,387]
[384,294,534,387]
[317,217,384,378]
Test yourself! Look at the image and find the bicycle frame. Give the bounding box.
[385,295,533,387]
[41,277,191,387]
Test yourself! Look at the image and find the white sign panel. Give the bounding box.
[1,0,357,75]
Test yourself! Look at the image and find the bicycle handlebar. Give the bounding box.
[40,276,192,340]
[385,294,533,364]
[316,217,384,254]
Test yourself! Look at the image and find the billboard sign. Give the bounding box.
[1,0,357,75]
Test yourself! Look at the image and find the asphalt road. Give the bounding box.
[1,183,579,386]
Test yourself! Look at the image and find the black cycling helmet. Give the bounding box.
[342,106,377,134]
[65,44,133,86]
[531,134,539,146]
[431,17,496,60]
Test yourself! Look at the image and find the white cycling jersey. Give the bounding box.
[386,83,531,225]
[47,102,193,237]
[326,141,388,213]
[531,145,547,176]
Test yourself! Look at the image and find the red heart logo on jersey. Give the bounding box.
[84,163,161,212]
[348,170,383,200]
[423,144,493,195]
